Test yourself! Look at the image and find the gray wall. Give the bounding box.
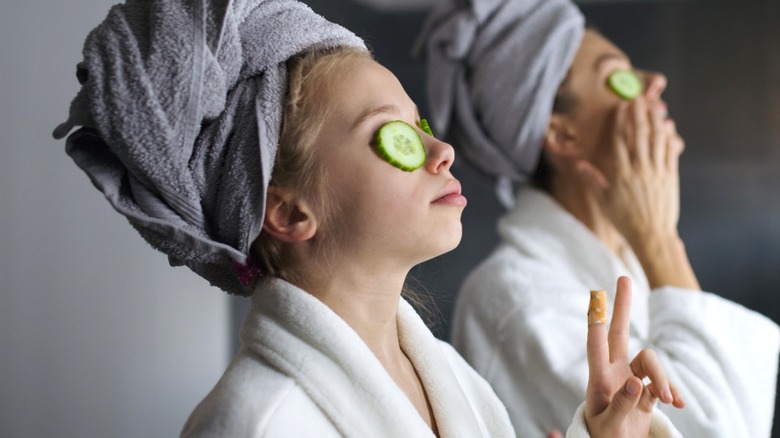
[1,2,231,437]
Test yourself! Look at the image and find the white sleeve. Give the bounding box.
[648,287,780,437]
[565,402,683,438]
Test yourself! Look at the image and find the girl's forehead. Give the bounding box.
[329,58,397,93]
[323,59,412,123]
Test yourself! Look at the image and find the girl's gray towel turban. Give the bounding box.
[415,0,584,186]
[53,0,366,296]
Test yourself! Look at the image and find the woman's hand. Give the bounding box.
[584,276,684,437]
[579,98,683,244]
[577,100,700,290]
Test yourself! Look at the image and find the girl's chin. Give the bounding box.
[416,230,463,263]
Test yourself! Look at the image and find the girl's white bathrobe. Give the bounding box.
[452,187,780,437]
[180,277,679,437]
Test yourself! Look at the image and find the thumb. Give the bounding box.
[576,160,609,194]
[608,376,643,418]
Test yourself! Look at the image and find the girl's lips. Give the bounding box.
[432,192,468,206]
[432,179,467,206]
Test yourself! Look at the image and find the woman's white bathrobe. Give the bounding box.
[180,277,679,437]
[452,187,780,437]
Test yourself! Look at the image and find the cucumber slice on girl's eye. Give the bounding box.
[607,70,642,100]
[419,118,434,137]
[374,120,427,171]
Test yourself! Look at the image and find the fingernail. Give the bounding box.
[626,378,641,395]
[663,388,673,402]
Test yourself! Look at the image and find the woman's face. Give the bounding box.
[312,57,467,269]
[562,30,668,172]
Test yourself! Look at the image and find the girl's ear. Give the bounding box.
[544,114,581,159]
[262,186,318,243]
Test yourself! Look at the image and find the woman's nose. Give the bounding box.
[424,136,455,174]
[641,70,668,100]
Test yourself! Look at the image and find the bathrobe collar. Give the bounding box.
[240,277,485,437]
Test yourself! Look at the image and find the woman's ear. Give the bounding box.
[262,186,318,243]
[544,114,581,159]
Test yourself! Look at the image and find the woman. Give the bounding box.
[54,0,682,435]
[416,0,780,436]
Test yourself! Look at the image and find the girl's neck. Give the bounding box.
[291,252,439,433]
[294,261,409,360]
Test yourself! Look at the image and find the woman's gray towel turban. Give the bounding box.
[53,0,366,296]
[415,0,584,187]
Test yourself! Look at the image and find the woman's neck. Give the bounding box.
[549,175,624,256]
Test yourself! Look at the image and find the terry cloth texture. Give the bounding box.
[53,0,366,295]
[415,0,584,185]
[181,277,515,437]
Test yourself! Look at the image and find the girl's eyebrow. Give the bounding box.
[351,104,420,131]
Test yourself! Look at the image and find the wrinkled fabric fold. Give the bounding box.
[54,0,365,295]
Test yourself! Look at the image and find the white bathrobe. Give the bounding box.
[452,187,780,437]
[180,277,679,437]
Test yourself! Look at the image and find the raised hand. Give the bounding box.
[584,276,684,437]
[576,99,699,291]
[578,98,682,244]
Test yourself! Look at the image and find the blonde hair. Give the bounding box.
[253,46,372,283]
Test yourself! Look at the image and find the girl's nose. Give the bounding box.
[641,69,668,100]
[424,137,455,175]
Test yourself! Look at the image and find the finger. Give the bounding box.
[638,382,658,413]
[631,98,650,165]
[587,291,609,376]
[650,103,667,173]
[670,382,686,409]
[630,349,673,404]
[576,160,610,194]
[608,276,633,362]
[666,118,684,152]
[607,376,643,419]
[611,102,631,180]
[665,119,684,173]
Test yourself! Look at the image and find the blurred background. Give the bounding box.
[2,0,778,436]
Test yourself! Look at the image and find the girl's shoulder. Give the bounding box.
[181,349,337,437]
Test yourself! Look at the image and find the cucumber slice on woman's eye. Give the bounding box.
[374,120,427,171]
[607,70,642,100]
[419,118,434,137]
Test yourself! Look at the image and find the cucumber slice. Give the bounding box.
[607,70,642,100]
[419,118,434,137]
[374,120,426,171]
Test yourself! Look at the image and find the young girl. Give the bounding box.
[54,0,683,436]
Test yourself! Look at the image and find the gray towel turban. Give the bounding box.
[415,0,584,189]
[53,0,366,296]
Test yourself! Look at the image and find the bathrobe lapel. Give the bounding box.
[396,299,486,437]
[241,278,486,437]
